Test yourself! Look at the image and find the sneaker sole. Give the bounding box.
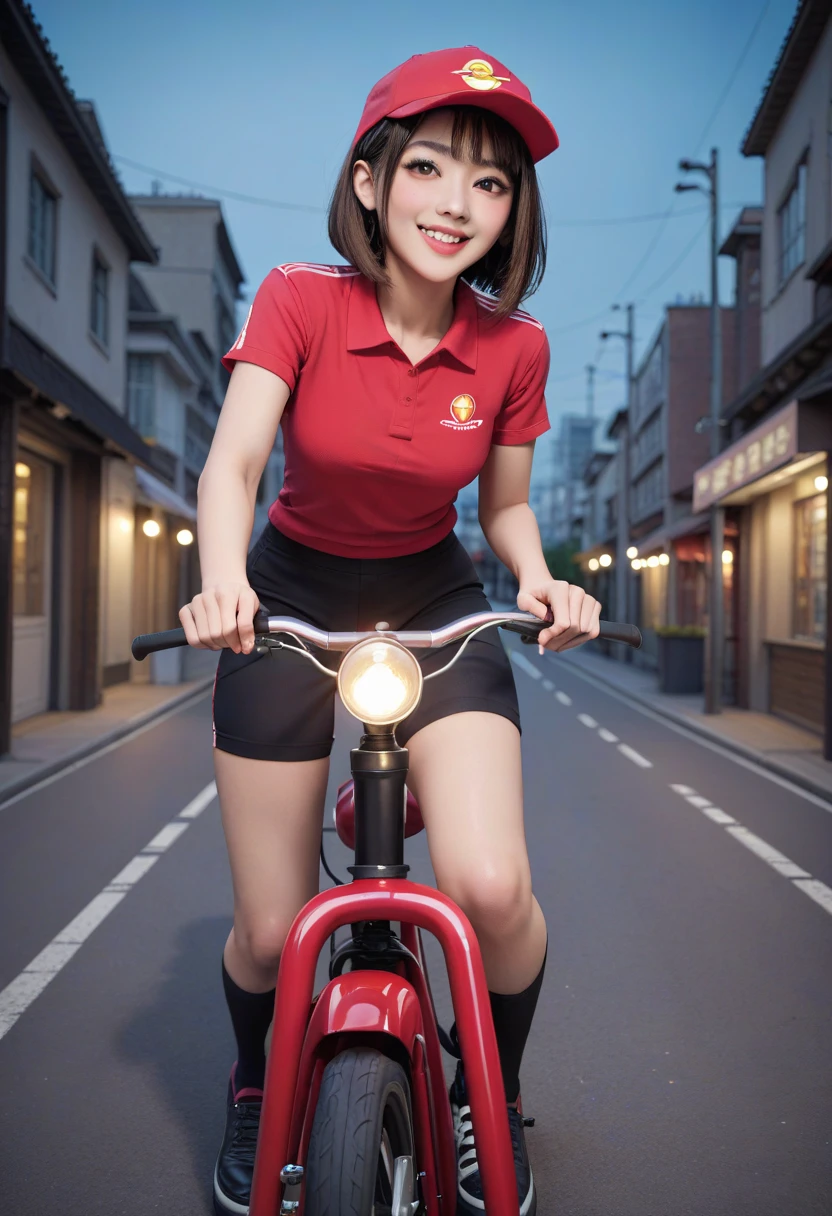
[212,1160,250,1216]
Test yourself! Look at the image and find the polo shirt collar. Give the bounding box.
[347,274,478,371]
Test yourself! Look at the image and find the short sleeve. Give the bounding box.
[222,268,308,391]
[492,329,551,445]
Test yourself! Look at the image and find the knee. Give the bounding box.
[442,864,532,941]
[233,916,293,976]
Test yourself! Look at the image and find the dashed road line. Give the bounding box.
[668,783,832,917]
[598,728,619,743]
[510,652,542,680]
[578,713,598,729]
[0,780,217,1041]
[542,679,554,692]
[555,691,572,706]
[618,744,653,769]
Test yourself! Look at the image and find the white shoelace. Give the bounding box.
[453,1102,479,1180]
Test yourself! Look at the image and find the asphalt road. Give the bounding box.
[0,640,830,1216]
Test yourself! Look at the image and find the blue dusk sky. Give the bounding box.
[28,0,795,473]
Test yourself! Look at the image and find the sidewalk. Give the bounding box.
[0,650,218,806]
[559,648,832,803]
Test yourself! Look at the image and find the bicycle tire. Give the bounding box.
[304,1047,418,1215]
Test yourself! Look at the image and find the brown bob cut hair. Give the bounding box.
[328,106,547,320]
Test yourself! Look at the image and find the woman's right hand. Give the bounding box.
[179,582,261,654]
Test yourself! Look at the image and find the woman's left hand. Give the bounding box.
[517,580,602,653]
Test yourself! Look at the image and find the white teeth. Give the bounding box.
[421,227,463,244]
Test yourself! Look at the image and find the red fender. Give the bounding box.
[304,970,425,1046]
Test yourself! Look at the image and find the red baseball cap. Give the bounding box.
[353,46,559,164]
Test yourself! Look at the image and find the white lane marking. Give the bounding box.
[0,780,217,1041]
[578,713,598,729]
[560,659,832,815]
[671,784,695,795]
[792,880,832,915]
[598,728,619,743]
[725,826,812,879]
[510,652,542,680]
[685,795,712,808]
[618,744,653,768]
[179,780,217,818]
[145,822,190,852]
[700,806,736,825]
[0,688,213,812]
[555,691,572,706]
[542,679,554,692]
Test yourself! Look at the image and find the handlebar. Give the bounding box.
[131,609,642,661]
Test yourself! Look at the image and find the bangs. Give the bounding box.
[445,107,526,180]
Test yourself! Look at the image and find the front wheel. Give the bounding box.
[304,1047,420,1216]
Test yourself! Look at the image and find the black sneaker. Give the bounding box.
[213,1064,263,1216]
[449,1060,537,1215]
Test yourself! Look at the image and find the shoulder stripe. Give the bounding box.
[233,304,254,350]
[473,294,544,331]
[277,263,360,279]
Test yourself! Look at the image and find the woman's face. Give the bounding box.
[357,109,515,287]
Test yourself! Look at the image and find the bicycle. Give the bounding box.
[133,607,641,1215]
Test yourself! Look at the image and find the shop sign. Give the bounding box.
[693,401,798,511]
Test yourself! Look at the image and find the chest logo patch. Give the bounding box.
[452,59,510,92]
[442,394,483,430]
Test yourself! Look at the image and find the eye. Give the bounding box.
[403,158,438,176]
[476,176,510,194]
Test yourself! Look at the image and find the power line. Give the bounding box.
[635,217,711,300]
[693,0,772,156]
[113,154,327,214]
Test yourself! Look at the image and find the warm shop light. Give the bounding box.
[176,529,194,546]
[119,517,132,534]
[722,550,734,565]
[15,462,31,478]
[631,559,641,570]
[588,558,600,571]
[626,546,638,559]
[142,519,161,538]
[659,553,670,566]
[815,475,828,492]
[599,553,612,568]
[337,638,423,726]
[647,555,660,568]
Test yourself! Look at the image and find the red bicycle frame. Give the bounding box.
[249,878,520,1215]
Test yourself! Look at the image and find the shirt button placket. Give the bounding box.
[390,364,418,440]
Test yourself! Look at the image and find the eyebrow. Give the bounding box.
[405,139,507,173]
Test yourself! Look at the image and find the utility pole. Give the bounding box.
[586,363,595,419]
[601,304,634,633]
[676,148,723,713]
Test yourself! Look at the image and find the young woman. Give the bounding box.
[179,46,601,1216]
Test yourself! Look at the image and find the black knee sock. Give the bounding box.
[221,958,275,1095]
[488,942,548,1105]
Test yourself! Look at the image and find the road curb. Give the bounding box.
[0,678,214,808]
[555,654,832,806]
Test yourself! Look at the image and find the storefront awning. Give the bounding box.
[630,511,711,556]
[693,399,832,512]
[135,466,197,521]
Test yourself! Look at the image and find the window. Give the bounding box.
[90,250,109,346]
[779,160,807,285]
[794,493,826,641]
[28,168,58,283]
[127,354,155,438]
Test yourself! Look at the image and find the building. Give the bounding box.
[128,195,285,539]
[692,0,832,748]
[0,0,160,752]
[549,413,596,546]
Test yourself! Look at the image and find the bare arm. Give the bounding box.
[179,362,290,654]
[478,442,600,651]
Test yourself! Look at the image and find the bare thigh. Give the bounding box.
[215,748,329,991]
[406,712,547,993]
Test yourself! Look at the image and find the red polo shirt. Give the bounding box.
[222,263,550,558]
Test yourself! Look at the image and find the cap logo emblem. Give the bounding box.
[452,59,510,92]
[441,394,483,430]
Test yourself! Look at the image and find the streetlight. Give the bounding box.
[600,303,635,635]
[676,148,723,714]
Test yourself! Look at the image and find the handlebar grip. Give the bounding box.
[598,621,642,649]
[131,627,189,661]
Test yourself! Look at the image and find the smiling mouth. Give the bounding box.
[418,225,470,246]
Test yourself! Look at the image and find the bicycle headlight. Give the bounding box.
[337,637,423,727]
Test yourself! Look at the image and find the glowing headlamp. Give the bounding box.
[337,637,423,727]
